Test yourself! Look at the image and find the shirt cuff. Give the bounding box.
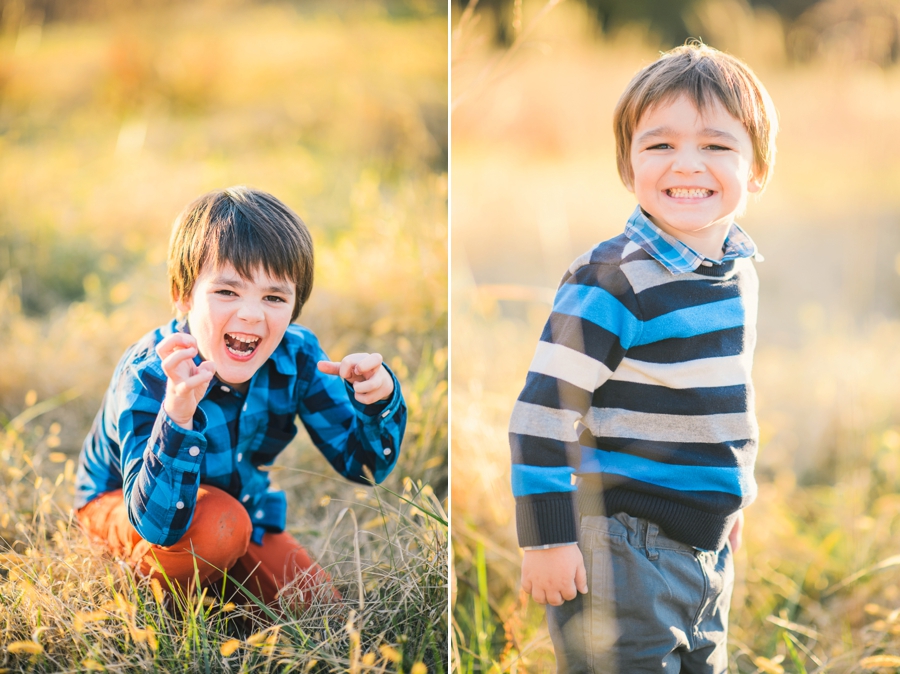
[247,490,287,545]
[522,542,579,551]
[345,363,403,424]
[148,409,208,474]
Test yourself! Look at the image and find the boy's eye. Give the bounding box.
[215,289,237,296]
[705,144,732,151]
[265,295,287,303]
[647,143,672,150]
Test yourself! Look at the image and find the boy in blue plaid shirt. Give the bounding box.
[75,186,407,606]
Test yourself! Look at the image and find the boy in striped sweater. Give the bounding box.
[512,43,778,672]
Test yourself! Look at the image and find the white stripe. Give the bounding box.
[612,355,751,389]
[530,341,612,392]
[619,259,713,293]
[567,250,594,275]
[510,401,582,442]
[585,408,757,444]
[622,240,641,258]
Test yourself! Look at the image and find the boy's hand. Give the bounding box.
[156,333,217,431]
[521,544,588,606]
[317,353,394,404]
[728,509,744,553]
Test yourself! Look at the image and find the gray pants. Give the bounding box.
[546,512,734,673]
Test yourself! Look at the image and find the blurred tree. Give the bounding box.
[0,0,445,24]
[453,0,900,65]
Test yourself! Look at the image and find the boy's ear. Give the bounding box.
[747,165,763,194]
[174,292,192,314]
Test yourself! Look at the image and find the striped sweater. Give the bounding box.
[510,209,760,551]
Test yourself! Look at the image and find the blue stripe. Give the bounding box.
[579,446,754,496]
[511,464,577,497]
[634,298,745,346]
[553,284,641,348]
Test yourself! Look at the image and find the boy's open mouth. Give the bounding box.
[225,333,261,357]
[666,188,713,198]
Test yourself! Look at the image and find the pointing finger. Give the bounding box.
[317,360,342,376]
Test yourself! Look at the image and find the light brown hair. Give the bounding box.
[613,41,778,190]
[167,186,314,321]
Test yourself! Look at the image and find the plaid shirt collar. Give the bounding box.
[624,206,761,275]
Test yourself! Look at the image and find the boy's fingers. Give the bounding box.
[198,360,217,376]
[340,355,366,381]
[353,377,381,394]
[173,370,212,396]
[531,588,547,605]
[575,561,588,594]
[161,346,197,377]
[317,360,342,376]
[156,332,196,359]
[353,352,383,377]
[546,591,564,607]
[521,576,533,596]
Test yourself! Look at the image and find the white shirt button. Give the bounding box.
[242,494,250,503]
[383,447,392,456]
[236,453,243,462]
[255,510,265,519]
[188,446,200,457]
[381,409,391,418]
[176,501,184,509]
[242,403,248,412]
[701,260,713,267]
[220,385,230,392]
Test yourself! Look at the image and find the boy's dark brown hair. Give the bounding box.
[167,186,314,321]
[614,41,778,191]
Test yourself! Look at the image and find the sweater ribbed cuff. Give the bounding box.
[515,493,578,548]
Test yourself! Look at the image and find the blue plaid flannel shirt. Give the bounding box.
[624,205,761,274]
[75,319,407,546]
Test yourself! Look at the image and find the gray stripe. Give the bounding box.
[510,401,582,442]
[585,407,757,444]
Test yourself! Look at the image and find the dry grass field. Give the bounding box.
[0,2,448,671]
[451,2,900,671]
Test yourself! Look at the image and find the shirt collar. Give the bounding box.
[624,206,761,275]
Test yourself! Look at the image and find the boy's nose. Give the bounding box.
[671,149,705,173]
[236,302,264,322]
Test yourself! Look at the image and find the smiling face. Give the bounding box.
[628,94,761,258]
[176,263,295,392]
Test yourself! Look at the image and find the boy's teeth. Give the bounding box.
[227,333,260,344]
[668,188,712,198]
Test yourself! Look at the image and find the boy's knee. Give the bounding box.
[173,486,252,568]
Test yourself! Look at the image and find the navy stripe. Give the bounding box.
[626,327,745,363]
[542,312,627,371]
[592,381,749,416]
[578,429,755,468]
[510,433,576,468]
[636,276,743,320]
[518,371,593,411]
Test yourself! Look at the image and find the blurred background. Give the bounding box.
[451,0,900,671]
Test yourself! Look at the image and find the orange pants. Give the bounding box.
[76,485,338,607]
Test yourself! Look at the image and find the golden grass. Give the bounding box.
[452,3,900,671]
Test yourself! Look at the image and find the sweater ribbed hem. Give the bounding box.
[515,494,579,548]
[577,487,736,551]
